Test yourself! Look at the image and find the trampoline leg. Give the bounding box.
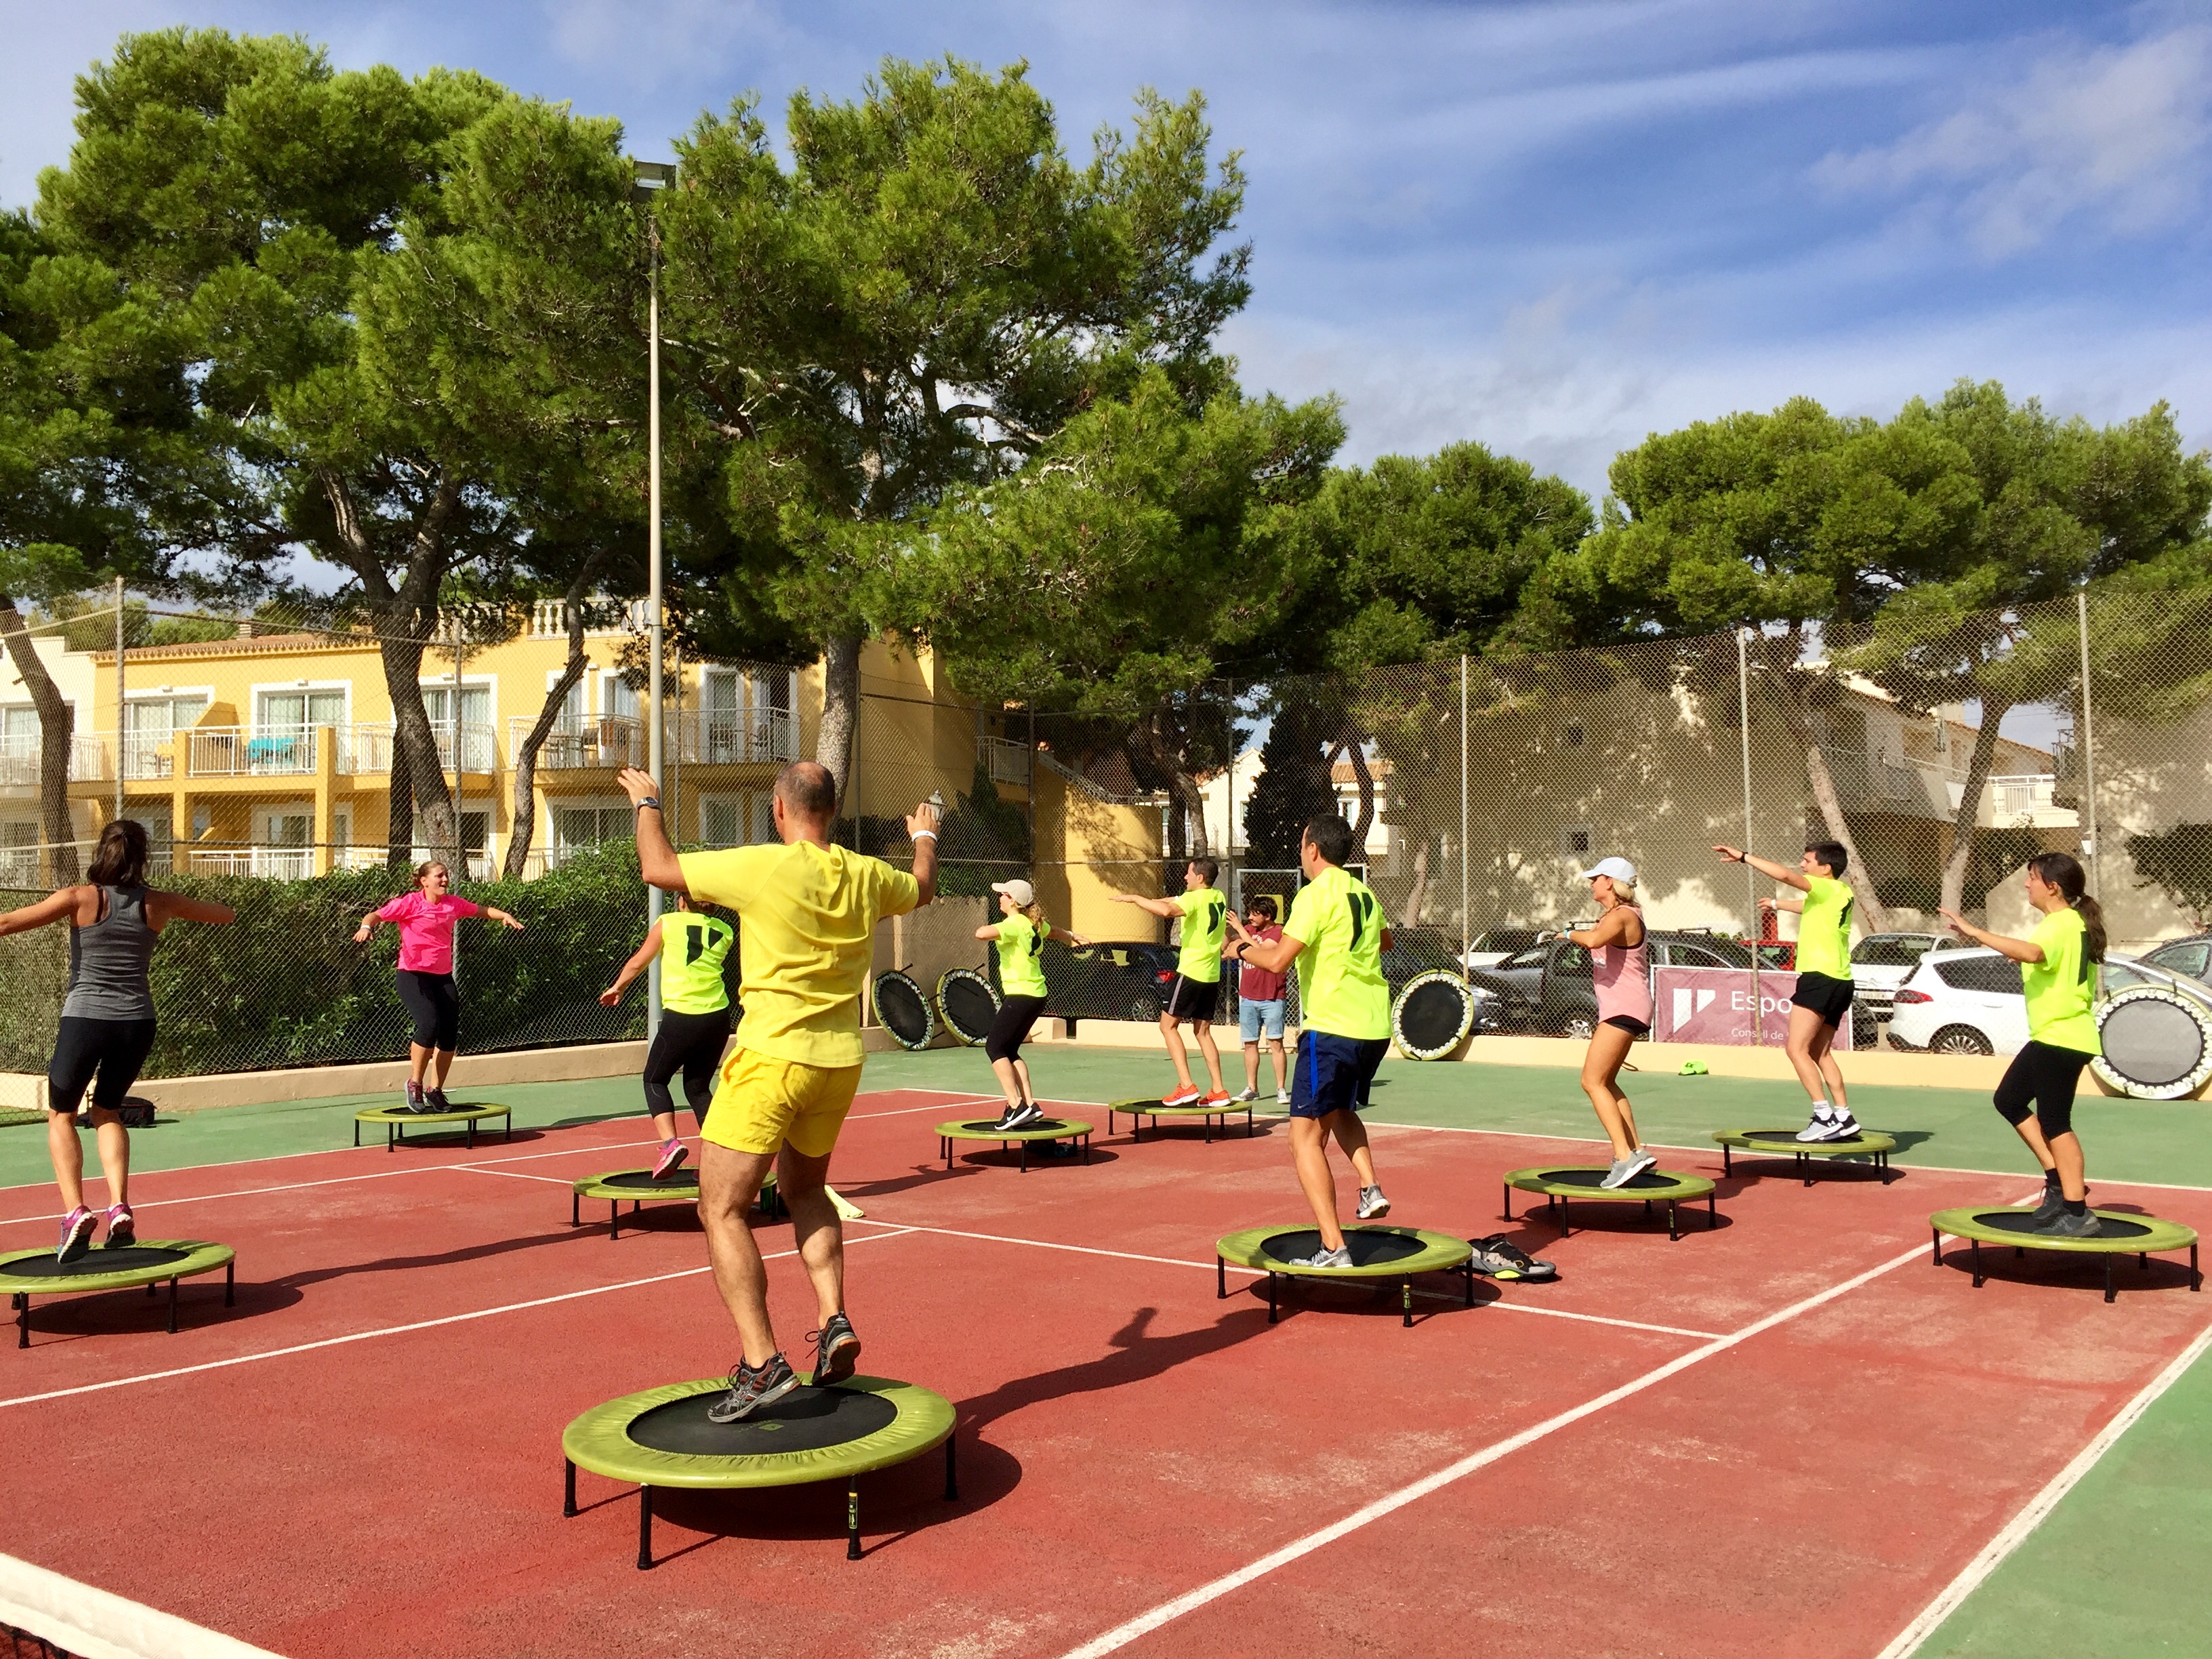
[564,1460,577,1517]
[1931,1227,1941,1266]
[353,1122,361,1147]
[225,1261,234,1307]
[1723,1145,1732,1177]
[1267,1273,1278,1324]
[1501,1183,1512,1223]
[1082,1134,1090,1165]
[2105,1256,2115,1305]
[610,1202,621,1241]
[148,1279,157,1297]
[1708,1194,1717,1231]
[636,1486,653,1571]
[466,1120,475,1149]
[167,1277,178,1334]
[945,1432,958,1501]
[1801,1153,1812,1189]
[1971,1238,1984,1288]
[1667,1203,1679,1243]
[846,1477,862,1561]
[2140,1253,2149,1270]
[2193,1244,2201,1292]
[1019,1140,1028,1174]
[1401,1283,1412,1328]
[14,1292,26,1349]
[388,1123,396,1152]
[1465,1264,1475,1308]
[504,1113,513,1145]
[571,1193,579,1227]
[1216,1257,1227,1300]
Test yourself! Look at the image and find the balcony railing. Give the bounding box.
[528,597,650,638]
[511,710,797,771]
[981,735,1033,787]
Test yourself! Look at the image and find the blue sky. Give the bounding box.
[3,0,2207,501]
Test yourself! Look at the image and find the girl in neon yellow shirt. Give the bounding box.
[975,878,1091,1131]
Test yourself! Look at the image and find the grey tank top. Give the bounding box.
[62,885,159,1021]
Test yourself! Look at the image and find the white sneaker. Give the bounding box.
[1287,1244,1353,1269]
[1809,1113,1861,1143]
[1275,1091,1290,1107]
[1795,1112,1837,1143]
[1355,1185,1391,1220]
[1231,1086,1258,1103]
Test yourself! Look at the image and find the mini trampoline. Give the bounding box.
[1712,1128,1898,1185]
[352,1102,512,1151]
[936,968,999,1047]
[1107,1096,1254,1143]
[1502,1166,1719,1240]
[571,1169,784,1237]
[935,1117,1092,1172]
[1214,1225,1474,1326]
[1,1240,235,1348]
[562,1372,956,1565]
[1391,971,1478,1061]
[2092,985,2212,1101]
[871,971,936,1050]
[1931,1206,2202,1304]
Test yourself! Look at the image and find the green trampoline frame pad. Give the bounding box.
[571,1170,705,1202]
[562,1373,955,1490]
[0,1239,234,1294]
[1504,1167,1715,1202]
[1215,1225,1471,1279]
[1109,1097,1235,1118]
[1713,1129,1897,1158]
[1931,1206,2198,1256]
[935,1118,1093,1143]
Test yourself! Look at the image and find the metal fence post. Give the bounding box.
[1458,652,1469,958]
[112,575,125,827]
[2077,590,2100,896]
[1739,628,1761,1044]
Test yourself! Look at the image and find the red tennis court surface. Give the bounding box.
[4,1085,2208,1658]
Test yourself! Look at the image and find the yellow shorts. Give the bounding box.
[701,1048,863,1159]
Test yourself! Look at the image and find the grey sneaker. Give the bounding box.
[1355,1185,1391,1220]
[1286,1244,1353,1269]
[808,1313,861,1387]
[2036,1208,2104,1240]
[708,1353,799,1422]
[1231,1086,1258,1103]
[1795,1111,1837,1143]
[1599,1152,1656,1190]
[2028,1185,2066,1226]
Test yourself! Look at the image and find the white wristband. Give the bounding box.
[911,830,937,841]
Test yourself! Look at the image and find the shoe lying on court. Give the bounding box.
[56,1206,97,1266]
[1807,1113,1861,1143]
[651,1139,688,1181]
[1355,1185,1391,1220]
[1286,1244,1353,1269]
[1230,1086,1257,1103]
[2036,1208,2104,1239]
[808,1312,861,1387]
[104,1204,135,1248]
[708,1352,799,1422]
[1161,1086,1200,1107]
[994,1100,1043,1131]
[1467,1234,1558,1282]
[1795,1111,1839,1143]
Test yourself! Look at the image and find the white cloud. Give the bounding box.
[1817,22,2212,257]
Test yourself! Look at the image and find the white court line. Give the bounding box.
[459,1167,574,1187]
[1872,1313,2212,1658]
[0,1227,918,1411]
[1051,1238,1932,1659]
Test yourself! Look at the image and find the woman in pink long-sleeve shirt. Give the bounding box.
[353,860,522,1111]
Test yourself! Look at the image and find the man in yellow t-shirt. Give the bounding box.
[1715,839,1862,1144]
[1225,815,1393,1267]
[619,760,938,1421]
[1110,857,1231,1107]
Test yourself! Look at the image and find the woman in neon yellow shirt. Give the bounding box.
[601,893,735,1180]
[1939,852,2107,1238]
[975,878,1091,1132]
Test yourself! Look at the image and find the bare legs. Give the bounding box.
[1578,1023,1642,1160]
[699,1140,843,1369]
[408,1044,455,1090]
[989,1054,1036,1110]
[1159,1011,1227,1094]
[1784,1006,1846,1113]
[1242,1037,1288,1097]
[2009,1118,2087,1203]
[1289,1111,1377,1251]
[48,1105,129,1213]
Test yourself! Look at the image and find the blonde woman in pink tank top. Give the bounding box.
[1568,857,1656,1189]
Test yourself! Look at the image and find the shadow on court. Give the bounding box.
[272,1223,610,1290]
[955,1303,1271,1437]
[16,1279,302,1348]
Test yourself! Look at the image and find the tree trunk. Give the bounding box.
[1801,741,1891,935]
[1174,769,1210,860]
[1340,730,1375,854]
[505,578,600,878]
[816,632,861,813]
[0,596,79,885]
[1402,836,1431,927]
[386,718,415,869]
[1938,701,2012,918]
[383,632,458,874]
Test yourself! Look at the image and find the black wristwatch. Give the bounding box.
[635,796,662,813]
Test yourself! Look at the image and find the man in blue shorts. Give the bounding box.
[1226,814,1391,1267]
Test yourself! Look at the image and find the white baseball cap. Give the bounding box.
[1577,856,1637,884]
[991,878,1036,907]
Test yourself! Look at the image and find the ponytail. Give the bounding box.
[87,820,148,888]
[1022,900,1047,928]
[2029,852,2105,962]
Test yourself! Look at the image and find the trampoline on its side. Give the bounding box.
[1214,1225,1474,1326]
[935,1117,1092,1172]
[871,972,936,1050]
[1,1240,236,1348]
[1929,1206,2202,1304]
[561,1372,957,1565]
[936,968,1000,1047]
[1391,972,1478,1061]
[352,1102,513,1151]
[1502,1166,1719,1240]
[1107,1097,1254,1144]
[1712,1128,1898,1185]
[569,1169,785,1238]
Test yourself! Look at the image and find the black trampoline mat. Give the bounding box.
[626,1387,899,1455]
[1,1246,192,1278]
[1972,1210,2153,1240]
[1260,1229,1425,1267]
[1740,1130,1867,1146]
[942,979,998,1040]
[598,1170,701,1192]
[1540,1168,1678,1190]
[1398,982,1471,1048]
[955,1118,1076,1134]
[876,979,930,1044]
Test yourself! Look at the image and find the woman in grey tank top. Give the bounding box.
[0,821,233,1264]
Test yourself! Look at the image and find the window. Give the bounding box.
[422,684,492,771]
[552,803,630,862]
[0,706,38,787]
[701,791,773,848]
[1853,935,1936,968]
[258,689,346,731]
[1563,722,1586,747]
[1935,955,2024,996]
[123,695,209,779]
[604,676,639,721]
[1500,947,1549,970]
[699,668,796,762]
[2146,942,2211,983]
[1,820,37,884]
[255,808,313,880]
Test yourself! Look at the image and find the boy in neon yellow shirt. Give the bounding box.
[1111,857,1231,1107]
[1715,839,1862,1143]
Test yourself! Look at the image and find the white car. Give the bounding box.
[1888,946,2212,1057]
[1849,933,1973,1017]
[1464,928,1544,971]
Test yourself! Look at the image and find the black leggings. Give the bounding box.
[985,995,1048,1063]
[1994,1040,2093,1141]
[49,1017,159,1113]
[642,1008,733,1123]
[396,970,461,1050]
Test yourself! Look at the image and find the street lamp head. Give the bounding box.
[629,158,676,204]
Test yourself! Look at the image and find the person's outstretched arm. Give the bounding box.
[600,922,664,1005]
[0,888,81,939]
[1110,893,1184,919]
[478,904,524,931]
[1235,930,1305,976]
[617,766,686,890]
[1715,845,1811,893]
[149,891,235,928]
[1937,907,2046,964]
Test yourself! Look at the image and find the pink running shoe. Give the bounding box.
[56,1207,97,1265]
[104,1204,136,1248]
[651,1139,689,1181]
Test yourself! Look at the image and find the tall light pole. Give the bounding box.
[634,159,676,1040]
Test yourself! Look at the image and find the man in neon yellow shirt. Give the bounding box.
[619,760,938,1421]
[1715,839,1861,1143]
[1227,815,1392,1267]
[1111,857,1231,1108]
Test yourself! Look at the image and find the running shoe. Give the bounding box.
[1286,1244,1353,1269]
[1161,1086,1200,1107]
[1467,1234,1558,1282]
[651,1139,689,1181]
[1794,1110,1838,1143]
[995,1100,1043,1131]
[1807,1113,1862,1143]
[1276,1091,1290,1107]
[1599,1152,1656,1190]
[425,1088,453,1113]
[2036,1208,2104,1240]
[56,1206,97,1265]
[707,1353,799,1422]
[1230,1086,1258,1103]
[1355,1185,1391,1220]
[1200,1089,1232,1107]
[2028,1187,2067,1226]
[808,1312,861,1387]
[1625,1149,1658,1181]
[104,1204,135,1248]
[404,1080,428,1113]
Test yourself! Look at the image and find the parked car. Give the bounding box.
[1887,946,2212,1056]
[1468,930,1754,1039]
[1465,928,1544,970]
[2127,935,2212,989]
[1849,932,1973,1017]
[1043,939,1185,1024]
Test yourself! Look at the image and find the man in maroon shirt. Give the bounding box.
[1229,895,1290,1104]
